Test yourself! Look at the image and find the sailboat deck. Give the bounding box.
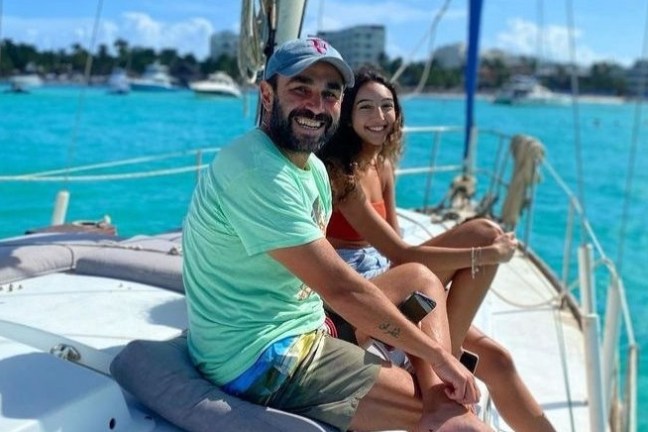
[1,210,592,431]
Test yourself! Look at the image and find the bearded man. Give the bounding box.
[182,37,488,432]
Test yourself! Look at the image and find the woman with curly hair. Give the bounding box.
[317,66,555,432]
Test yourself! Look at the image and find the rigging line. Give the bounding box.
[564,0,587,244]
[0,164,210,182]
[8,147,221,178]
[536,0,544,74]
[390,0,452,84]
[0,0,3,72]
[411,0,452,96]
[317,0,325,34]
[65,0,104,185]
[617,1,648,273]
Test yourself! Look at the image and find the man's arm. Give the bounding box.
[269,237,480,404]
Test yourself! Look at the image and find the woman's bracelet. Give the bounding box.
[471,246,482,279]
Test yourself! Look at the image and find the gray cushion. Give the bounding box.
[110,335,338,432]
[76,235,184,293]
[0,232,120,285]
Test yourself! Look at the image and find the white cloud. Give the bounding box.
[2,12,214,59]
[493,17,622,66]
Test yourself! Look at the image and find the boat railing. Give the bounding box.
[400,125,637,432]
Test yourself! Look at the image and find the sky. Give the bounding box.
[1,0,647,67]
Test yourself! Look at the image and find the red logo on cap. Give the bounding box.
[310,38,328,54]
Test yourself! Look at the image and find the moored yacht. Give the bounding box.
[7,74,43,93]
[107,67,130,95]
[189,72,242,98]
[493,75,569,105]
[130,62,177,92]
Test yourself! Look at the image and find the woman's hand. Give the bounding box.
[490,231,517,263]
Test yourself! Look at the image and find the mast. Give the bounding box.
[463,0,484,176]
[264,0,309,59]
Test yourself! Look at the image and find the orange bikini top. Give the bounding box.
[327,201,387,242]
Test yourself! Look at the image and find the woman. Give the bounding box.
[317,67,555,432]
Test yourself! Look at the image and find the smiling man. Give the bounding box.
[182,37,489,432]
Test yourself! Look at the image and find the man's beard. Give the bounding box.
[267,99,337,153]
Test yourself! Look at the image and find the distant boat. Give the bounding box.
[130,62,177,92]
[493,75,568,105]
[107,68,130,95]
[189,72,242,98]
[6,74,43,93]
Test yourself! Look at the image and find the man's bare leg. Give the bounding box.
[350,364,488,431]
[349,264,490,431]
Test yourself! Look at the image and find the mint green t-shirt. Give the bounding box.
[182,128,331,385]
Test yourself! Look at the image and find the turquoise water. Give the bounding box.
[1,86,646,427]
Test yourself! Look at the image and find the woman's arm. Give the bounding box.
[338,166,515,271]
[382,159,401,234]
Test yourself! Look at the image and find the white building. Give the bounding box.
[317,25,385,70]
[433,43,465,69]
[210,31,239,61]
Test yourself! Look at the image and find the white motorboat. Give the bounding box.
[493,75,569,105]
[189,72,241,98]
[0,1,637,432]
[7,74,43,93]
[130,62,177,92]
[107,67,130,95]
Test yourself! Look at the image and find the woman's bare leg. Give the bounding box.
[423,218,503,355]
[349,264,490,431]
[464,327,556,432]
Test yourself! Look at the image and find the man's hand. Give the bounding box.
[432,350,481,405]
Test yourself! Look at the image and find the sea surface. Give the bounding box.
[1,85,646,428]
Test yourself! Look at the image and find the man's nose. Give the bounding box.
[305,92,324,112]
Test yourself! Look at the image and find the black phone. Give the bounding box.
[398,291,437,323]
[460,349,479,373]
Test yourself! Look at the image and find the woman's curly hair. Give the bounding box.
[317,66,404,203]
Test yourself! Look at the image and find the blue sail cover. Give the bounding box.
[464,0,484,163]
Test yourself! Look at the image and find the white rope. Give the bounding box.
[564,0,586,235]
[65,0,104,184]
[238,0,268,84]
[0,164,209,182]
[398,209,563,309]
[0,0,4,70]
[489,255,564,309]
[0,148,220,182]
[617,1,648,272]
[500,135,545,230]
[391,0,452,90]
[17,148,220,178]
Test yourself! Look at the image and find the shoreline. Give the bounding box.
[404,90,626,105]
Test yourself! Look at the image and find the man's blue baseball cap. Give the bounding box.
[263,37,355,87]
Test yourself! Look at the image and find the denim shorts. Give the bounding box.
[336,247,390,279]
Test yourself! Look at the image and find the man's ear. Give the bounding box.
[259,80,274,114]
